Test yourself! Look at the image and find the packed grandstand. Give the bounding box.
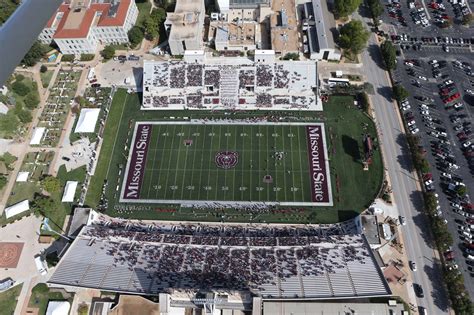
[142,60,321,110]
[49,213,391,299]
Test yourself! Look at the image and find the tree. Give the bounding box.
[142,8,167,40]
[128,26,145,47]
[61,54,75,62]
[41,176,61,193]
[151,7,166,22]
[338,20,370,55]
[24,93,39,110]
[143,17,159,40]
[334,0,362,19]
[80,54,95,61]
[31,194,56,219]
[11,81,30,96]
[462,13,473,26]
[357,92,370,113]
[424,192,438,214]
[367,0,384,20]
[0,0,20,25]
[456,185,467,196]
[101,45,116,60]
[40,65,48,73]
[381,40,397,70]
[21,41,48,67]
[17,109,32,123]
[282,52,300,60]
[15,74,25,82]
[392,84,409,101]
[0,175,7,190]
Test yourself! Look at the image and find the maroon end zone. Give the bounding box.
[122,124,152,199]
[306,125,331,204]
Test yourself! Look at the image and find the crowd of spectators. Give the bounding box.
[239,70,255,88]
[142,61,318,110]
[170,64,186,89]
[76,217,371,294]
[256,65,273,87]
[274,65,290,89]
[187,65,203,87]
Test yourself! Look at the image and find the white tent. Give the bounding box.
[74,108,100,133]
[61,181,78,202]
[46,301,70,315]
[4,200,29,218]
[16,171,29,182]
[30,127,45,145]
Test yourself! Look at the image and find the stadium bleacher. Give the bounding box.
[49,216,390,299]
[142,60,322,111]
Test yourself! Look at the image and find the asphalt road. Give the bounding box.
[354,8,450,314]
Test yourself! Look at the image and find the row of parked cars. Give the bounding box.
[399,58,474,289]
[423,59,474,277]
[392,34,473,46]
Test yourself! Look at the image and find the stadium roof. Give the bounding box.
[49,221,390,299]
[74,108,100,133]
[0,0,63,86]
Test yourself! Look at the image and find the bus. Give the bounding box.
[328,78,350,87]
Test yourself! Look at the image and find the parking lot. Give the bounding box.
[392,55,474,297]
[382,0,474,36]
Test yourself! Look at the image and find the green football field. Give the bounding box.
[120,122,331,205]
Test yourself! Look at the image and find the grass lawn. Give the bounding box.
[86,90,383,224]
[28,284,72,315]
[0,111,20,138]
[86,89,129,207]
[40,70,54,88]
[0,284,23,315]
[0,74,40,138]
[136,1,152,28]
[39,165,87,235]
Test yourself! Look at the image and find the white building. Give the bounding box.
[164,0,205,56]
[38,0,138,55]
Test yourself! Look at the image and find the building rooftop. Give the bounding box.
[263,301,405,315]
[229,0,270,9]
[165,0,204,40]
[309,0,336,51]
[270,0,299,54]
[142,60,320,110]
[47,0,132,39]
[49,215,391,299]
[214,22,257,46]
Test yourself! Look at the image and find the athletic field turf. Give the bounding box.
[120,122,332,206]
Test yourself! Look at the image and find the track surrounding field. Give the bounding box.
[121,122,332,206]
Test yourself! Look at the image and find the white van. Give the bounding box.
[34,256,47,276]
